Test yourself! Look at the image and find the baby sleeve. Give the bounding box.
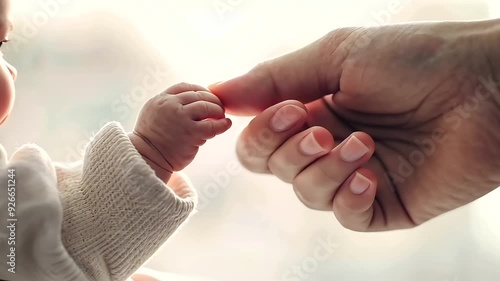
[54,122,197,281]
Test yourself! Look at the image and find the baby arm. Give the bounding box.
[56,123,198,281]
[0,128,202,281]
[129,83,232,183]
[56,83,230,281]
[0,83,229,281]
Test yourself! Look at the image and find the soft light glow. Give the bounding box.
[4,1,500,280]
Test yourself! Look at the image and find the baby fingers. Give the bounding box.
[175,90,224,107]
[195,118,232,140]
[183,101,225,121]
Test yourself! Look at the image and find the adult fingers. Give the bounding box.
[292,132,375,210]
[268,126,334,183]
[332,168,380,232]
[236,100,308,173]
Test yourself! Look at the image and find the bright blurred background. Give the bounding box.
[2,0,500,280]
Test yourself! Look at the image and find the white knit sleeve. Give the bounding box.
[54,122,197,281]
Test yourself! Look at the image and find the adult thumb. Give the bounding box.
[209,29,350,116]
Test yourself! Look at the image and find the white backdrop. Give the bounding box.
[2,1,500,280]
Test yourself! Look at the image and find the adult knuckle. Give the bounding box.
[336,217,360,231]
[316,165,340,190]
[335,194,358,213]
[292,176,317,209]
[268,158,291,182]
[236,146,268,173]
[321,27,362,62]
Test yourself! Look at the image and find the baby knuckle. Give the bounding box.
[203,122,217,138]
[204,91,222,103]
[163,82,195,94]
[175,82,193,89]
[195,91,208,101]
[199,100,211,115]
[157,96,183,112]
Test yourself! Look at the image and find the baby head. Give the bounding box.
[0,0,17,126]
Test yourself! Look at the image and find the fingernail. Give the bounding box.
[340,135,369,162]
[270,105,305,133]
[350,172,371,195]
[300,132,326,156]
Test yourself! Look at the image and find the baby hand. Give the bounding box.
[131,83,231,179]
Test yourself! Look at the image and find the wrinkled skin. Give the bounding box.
[211,20,500,231]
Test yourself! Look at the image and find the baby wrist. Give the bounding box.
[127,132,173,183]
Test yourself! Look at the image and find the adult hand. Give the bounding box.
[210,19,500,231]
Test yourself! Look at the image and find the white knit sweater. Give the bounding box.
[0,122,197,281]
